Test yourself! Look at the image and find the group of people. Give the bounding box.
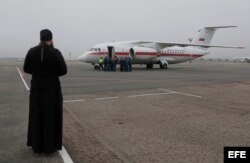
[98,56,118,71]
[120,57,132,72]
[99,56,132,72]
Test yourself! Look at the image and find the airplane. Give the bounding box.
[234,57,250,63]
[78,26,244,69]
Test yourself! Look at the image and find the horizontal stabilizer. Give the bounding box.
[205,26,237,29]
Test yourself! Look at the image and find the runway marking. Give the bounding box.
[69,77,158,83]
[128,92,174,98]
[95,97,120,101]
[16,67,73,163]
[158,88,202,98]
[59,146,74,163]
[16,67,30,92]
[63,89,201,102]
[172,92,202,98]
[64,99,85,103]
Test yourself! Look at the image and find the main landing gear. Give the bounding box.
[146,61,168,69]
[146,63,154,69]
[160,63,168,69]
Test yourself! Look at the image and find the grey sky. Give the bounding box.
[0,0,249,59]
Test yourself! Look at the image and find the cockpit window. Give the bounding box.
[90,48,100,51]
[89,48,102,51]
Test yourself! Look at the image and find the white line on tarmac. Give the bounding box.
[95,97,120,101]
[64,99,85,103]
[128,92,174,98]
[16,67,30,92]
[173,92,202,98]
[16,67,73,163]
[59,146,74,163]
[158,88,202,98]
[158,88,173,92]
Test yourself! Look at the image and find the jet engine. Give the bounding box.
[129,47,157,60]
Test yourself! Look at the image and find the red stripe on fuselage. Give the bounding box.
[90,52,204,57]
[91,52,156,56]
[136,52,158,56]
[160,54,204,57]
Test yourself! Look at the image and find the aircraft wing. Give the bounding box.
[132,41,245,49]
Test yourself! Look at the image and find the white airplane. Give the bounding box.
[78,26,244,69]
[234,57,250,63]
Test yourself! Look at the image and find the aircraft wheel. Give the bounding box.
[160,64,164,69]
[162,63,168,69]
[146,63,153,69]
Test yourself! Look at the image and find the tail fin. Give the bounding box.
[191,26,237,45]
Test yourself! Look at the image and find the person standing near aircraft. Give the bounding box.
[23,29,67,154]
[104,56,108,71]
[108,57,113,71]
[120,57,124,72]
[128,57,132,71]
[98,57,104,71]
[113,55,118,71]
[124,57,129,72]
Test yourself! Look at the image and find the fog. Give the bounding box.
[0,0,249,59]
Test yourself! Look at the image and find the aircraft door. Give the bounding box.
[107,46,115,59]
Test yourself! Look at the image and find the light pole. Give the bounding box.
[69,52,72,61]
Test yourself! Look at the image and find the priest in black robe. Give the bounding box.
[23,29,67,154]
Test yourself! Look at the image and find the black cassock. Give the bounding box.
[24,44,67,153]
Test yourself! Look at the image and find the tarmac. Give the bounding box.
[0,60,250,163]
